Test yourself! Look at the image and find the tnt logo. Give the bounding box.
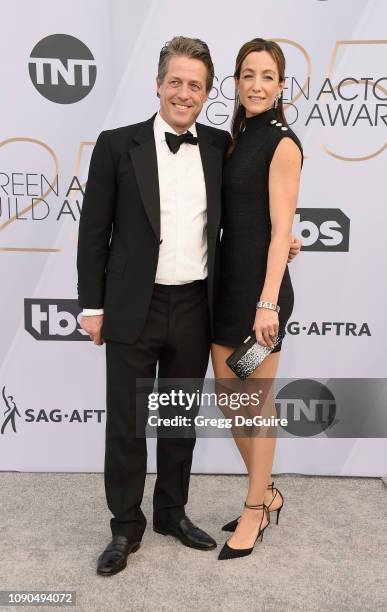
[294,208,350,251]
[275,379,337,437]
[28,34,96,104]
[24,299,89,341]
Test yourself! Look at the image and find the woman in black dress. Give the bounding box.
[212,39,303,560]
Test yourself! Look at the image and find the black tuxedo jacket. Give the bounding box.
[77,114,230,344]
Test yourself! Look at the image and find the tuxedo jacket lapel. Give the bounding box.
[129,114,160,240]
[196,123,223,239]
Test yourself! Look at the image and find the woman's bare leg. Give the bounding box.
[245,351,280,503]
[211,343,251,469]
[211,344,282,540]
[230,353,279,548]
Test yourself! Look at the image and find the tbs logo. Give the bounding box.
[294,208,350,251]
[24,299,89,341]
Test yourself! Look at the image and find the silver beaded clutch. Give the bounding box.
[225,331,285,380]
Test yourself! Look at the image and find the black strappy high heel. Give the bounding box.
[266,480,284,525]
[221,481,284,532]
[218,502,270,560]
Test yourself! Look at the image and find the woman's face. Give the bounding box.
[236,51,283,118]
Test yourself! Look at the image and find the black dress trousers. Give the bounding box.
[104,280,210,540]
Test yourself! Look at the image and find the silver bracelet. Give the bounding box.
[256,300,280,313]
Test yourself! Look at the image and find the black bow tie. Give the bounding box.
[165,130,198,154]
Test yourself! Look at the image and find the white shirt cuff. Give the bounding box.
[82,308,104,316]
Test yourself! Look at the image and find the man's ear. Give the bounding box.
[156,76,161,98]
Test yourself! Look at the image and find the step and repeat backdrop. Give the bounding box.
[1,0,386,475]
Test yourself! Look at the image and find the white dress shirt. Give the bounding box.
[82,112,208,316]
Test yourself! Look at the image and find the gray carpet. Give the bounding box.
[0,473,386,612]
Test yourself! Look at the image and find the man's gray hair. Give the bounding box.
[158,36,214,93]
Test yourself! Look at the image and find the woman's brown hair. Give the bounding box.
[230,38,287,152]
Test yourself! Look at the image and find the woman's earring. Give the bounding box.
[274,93,281,109]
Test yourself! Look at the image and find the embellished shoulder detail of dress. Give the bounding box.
[269,118,291,132]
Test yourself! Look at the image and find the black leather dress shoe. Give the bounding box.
[97,535,141,576]
[153,515,216,550]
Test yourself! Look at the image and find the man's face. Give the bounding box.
[157,55,209,133]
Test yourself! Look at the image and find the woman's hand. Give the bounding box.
[253,308,279,348]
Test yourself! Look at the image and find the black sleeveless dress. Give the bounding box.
[213,107,303,352]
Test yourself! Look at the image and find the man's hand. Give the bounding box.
[288,235,302,262]
[80,314,104,345]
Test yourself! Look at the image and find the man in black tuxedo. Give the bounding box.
[77,36,300,576]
